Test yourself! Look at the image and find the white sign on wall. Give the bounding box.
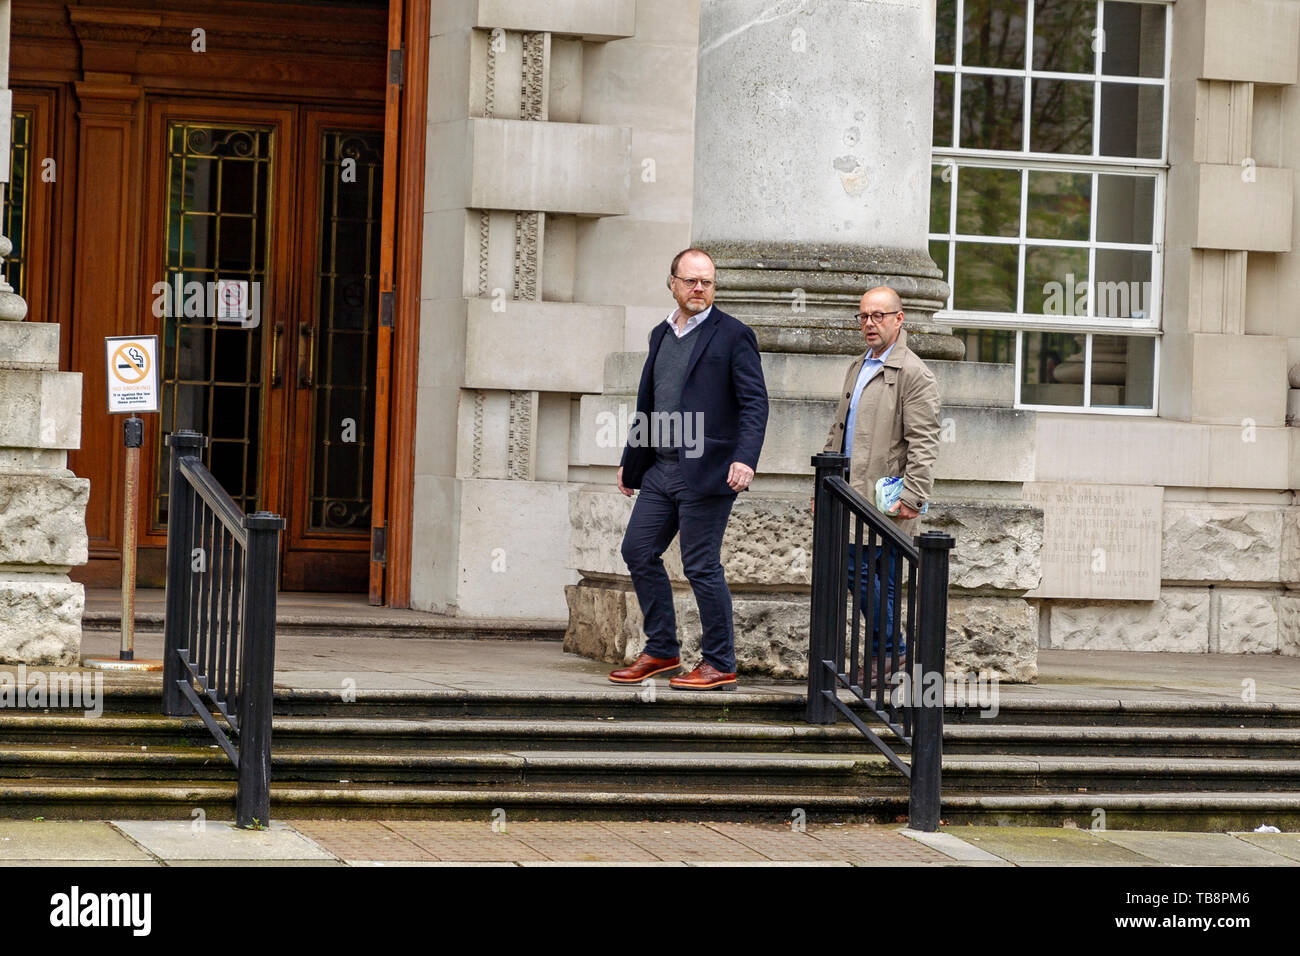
[105,335,159,414]
[1022,482,1163,601]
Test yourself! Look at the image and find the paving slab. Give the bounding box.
[1229,832,1300,862]
[345,861,517,867]
[0,821,153,862]
[1096,831,1298,866]
[901,827,1005,862]
[292,820,434,861]
[0,860,162,867]
[506,821,663,862]
[597,821,769,862]
[943,826,1157,864]
[112,821,335,861]
[377,821,548,862]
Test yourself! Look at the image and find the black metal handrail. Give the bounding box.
[162,430,284,827]
[806,452,954,831]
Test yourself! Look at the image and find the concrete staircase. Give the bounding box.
[3,686,1300,830]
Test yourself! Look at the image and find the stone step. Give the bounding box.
[133,685,1300,727]
[3,778,1300,830]
[5,742,1300,794]
[13,709,1300,758]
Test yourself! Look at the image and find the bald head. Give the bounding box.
[857,286,905,356]
[862,286,903,313]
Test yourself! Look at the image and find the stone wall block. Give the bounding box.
[1049,588,1211,652]
[945,597,1038,683]
[0,579,83,665]
[1163,505,1283,583]
[0,322,60,371]
[0,474,90,567]
[1218,589,1281,653]
[922,502,1043,593]
[1278,593,1300,656]
[1281,508,1300,584]
[570,488,815,586]
[0,369,83,450]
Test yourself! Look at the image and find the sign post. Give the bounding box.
[87,335,163,672]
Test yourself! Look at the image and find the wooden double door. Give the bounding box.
[141,101,385,591]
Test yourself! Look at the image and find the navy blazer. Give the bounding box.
[619,307,769,496]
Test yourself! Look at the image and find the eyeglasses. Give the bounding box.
[673,275,715,290]
[855,310,901,325]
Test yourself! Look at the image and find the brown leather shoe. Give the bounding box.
[608,653,680,684]
[669,661,737,690]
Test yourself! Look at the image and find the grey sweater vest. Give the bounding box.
[652,323,701,462]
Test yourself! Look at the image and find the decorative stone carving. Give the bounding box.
[507,389,536,480]
[484,28,498,118]
[520,31,547,121]
[471,389,485,477]
[477,210,490,296]
[513,211,540,301]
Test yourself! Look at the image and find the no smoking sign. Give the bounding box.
[105,335,159,413]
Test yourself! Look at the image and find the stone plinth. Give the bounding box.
[0,320,88,665]
[566,488,1043,682]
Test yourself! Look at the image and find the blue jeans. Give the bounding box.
[620,459,737,672]
[846,544,904,655]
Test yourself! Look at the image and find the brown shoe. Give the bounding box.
[608,653,680,684]
[669,661,737,690]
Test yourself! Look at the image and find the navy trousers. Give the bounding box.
[846,544,904,655]
[620,459,737,673]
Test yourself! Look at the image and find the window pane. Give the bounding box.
[956,166,1021,237]
[930,165,952,233]
[1096,175,1154,243]
[960,75,1025,150]
[1030,79,1094,154]
[954,241,1019,312]
[1025,245,1088,317]
[1094,249,1153,319]
[1090,334,1155,408]
[1027,170,1091,241]
[937,0,957,65]
[930,240,950,289]
[1033,0,1097,73]
[963,0,1028,69]
[1022,330,1085,405]
[955,327,1016,364]
[1099,82,1163,158]
[934,73,955,148]
[1101,1,1166,78]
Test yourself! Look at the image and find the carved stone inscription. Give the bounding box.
[1022,482,1162,600]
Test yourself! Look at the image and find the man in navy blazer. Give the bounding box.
[608,248,769,690]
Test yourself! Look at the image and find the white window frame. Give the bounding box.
[931,0,1172,416]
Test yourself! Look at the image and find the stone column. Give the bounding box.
[0,0,90,664]
[693,0,959,360]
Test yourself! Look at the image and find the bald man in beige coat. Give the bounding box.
[822,286,941,683]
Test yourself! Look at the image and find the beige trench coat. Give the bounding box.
[822,328,942,538]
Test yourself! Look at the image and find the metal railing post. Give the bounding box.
[235,510,284,828]
[162,430,207,717]
[807,452,848,724]
[909,530,954,832]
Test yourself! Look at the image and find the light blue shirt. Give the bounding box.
[844,342,895,459]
